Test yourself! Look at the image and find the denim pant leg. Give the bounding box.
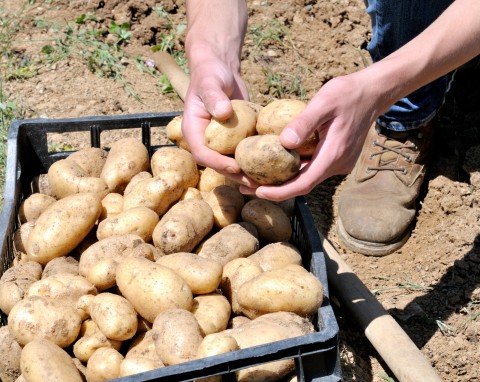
[365,0,455,131]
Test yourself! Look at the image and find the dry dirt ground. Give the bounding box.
[2,0,480,381]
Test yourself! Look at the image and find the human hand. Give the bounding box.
[239,69,382,201]
[181,59,258,187]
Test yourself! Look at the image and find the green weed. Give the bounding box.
[264,68,307,100]
[248,19,295,51]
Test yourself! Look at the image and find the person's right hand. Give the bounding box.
[181,58,258,187]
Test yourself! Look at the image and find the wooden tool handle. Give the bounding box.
[320,235,443,382]
[151,51,190,101]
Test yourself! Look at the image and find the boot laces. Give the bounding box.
[367,140,417,174]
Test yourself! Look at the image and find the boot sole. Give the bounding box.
[336,218,411,256]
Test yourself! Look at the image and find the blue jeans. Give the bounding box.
[366,0,455,131]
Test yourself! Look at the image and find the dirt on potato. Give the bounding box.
[2,0,480,381]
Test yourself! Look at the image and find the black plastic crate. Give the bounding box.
[0,113,342,382]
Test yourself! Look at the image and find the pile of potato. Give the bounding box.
[0,99,325,382]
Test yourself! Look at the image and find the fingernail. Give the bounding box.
[213,100,231,119]
[282,128,300,145]
[225,166,238,174]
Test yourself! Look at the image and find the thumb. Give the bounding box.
[199,86,233,121]
[280,102,332,149]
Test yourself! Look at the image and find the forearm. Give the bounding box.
[366,0,480,117]
[185,0,247,72]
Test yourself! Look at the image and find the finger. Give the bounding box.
[280,96,334,149]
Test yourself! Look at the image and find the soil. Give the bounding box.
[2,0,480,381]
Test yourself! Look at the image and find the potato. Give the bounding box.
[151,146,199,188]
[0,261,42,315]
[123,171,153,195]
[100,137,150,193]
[220,258,263,314]
[116,256,193,323]
[25,192,102,265]
[47,158,109,199]
[166,115,190,151]
[235,134,300,185]
[121,331,164,377]
[26,273,97,310]
[152,308,203,365]
[180,186,204,201]
[241,198,292,243]
[42,256,79,277]
[79,234,150,291]
[197,167,238,192]
[122,171,185,216]
[96,206,159,242]
[204,185,245,228]
[197,331,239,358]
[255,98,318,157]
[73,319,122,363]
[156,252,223,294]
[192,293,232,336]
[21,339,83,382]
[204,99,258,155]
[0,326,22,382]
[237,264,324,319]
[18,193,56,223]
[197,223,259,266]
[99,192,124,221]
[8,295,82,347]
[227,312,314,382]
[31,173,55,197]
[67,147,108,177]
[248,242,302,271]
[13,221,35,258]
[89,292,138,341]
[152,199,214,255]
[86,347,124,382]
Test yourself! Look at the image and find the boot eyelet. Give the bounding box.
[405,155,412,163]
[401,168,407,175]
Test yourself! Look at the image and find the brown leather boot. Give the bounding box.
[336,121,435,256]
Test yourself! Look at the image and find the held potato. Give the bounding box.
[156,252,223,295]
[89,292,138,341]
[152,309,203,366]
[152,199,214,255]
[18,193,56,223]
[0,261,42,315]
[8,295,82,347]
[21,339,83,382]
[255,99,318,157]
[166,114,190,151]
[151,146,199,188]
[235,134,300,185]
[237,264,324,319]
[241,198,292,244]
[100,137,150,193]
[116,256,193,323]
[204,99,258,155]
[96,206,159,242]
[25,192,102,265]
